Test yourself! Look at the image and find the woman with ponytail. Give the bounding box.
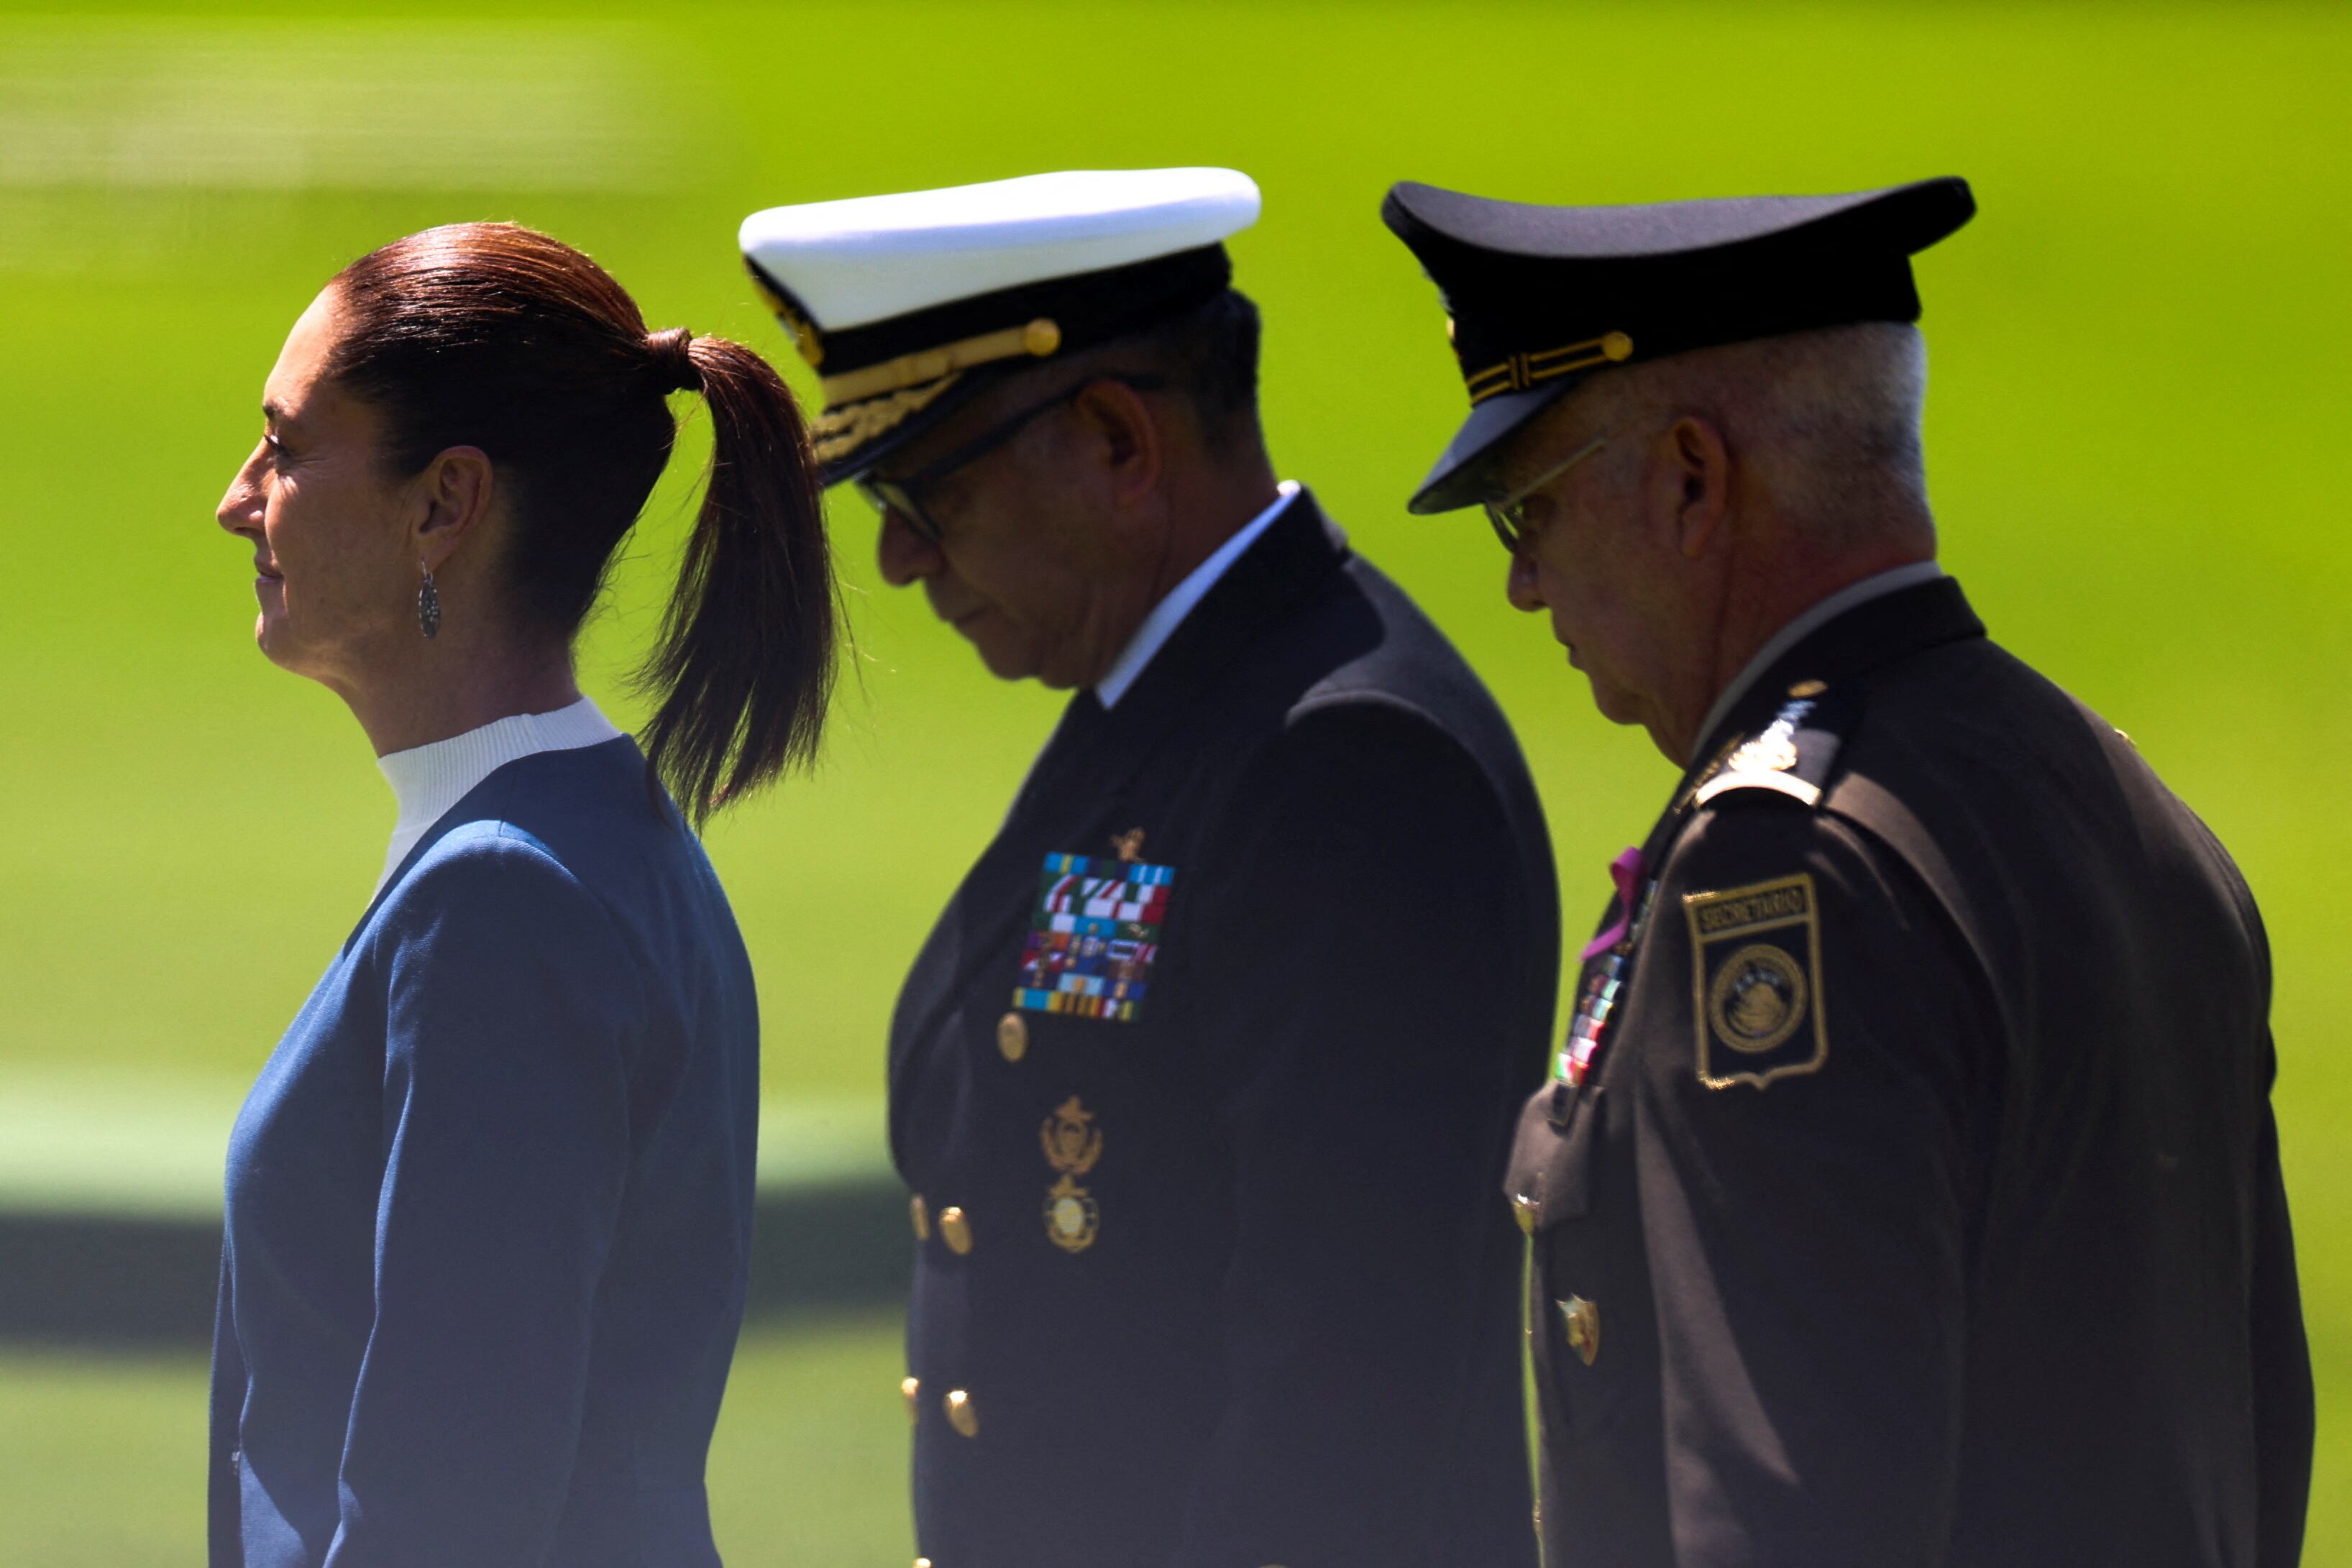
[208,223,835,1568]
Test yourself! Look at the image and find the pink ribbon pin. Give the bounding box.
[1579,845,1647,961]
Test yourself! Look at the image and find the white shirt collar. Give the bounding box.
[376,695,623,889]
[1688,560,1946,764]
[1095,481,1301,710]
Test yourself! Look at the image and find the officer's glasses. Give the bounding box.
[1485,431,1609,555]
[857,374,1170,545]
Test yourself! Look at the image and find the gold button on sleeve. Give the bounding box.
[938,1206,973,1255]
[945,1388,979,1437]
[997,1011,1028,1062]
[910,1193,930,1240]
[900,1375,920,1423]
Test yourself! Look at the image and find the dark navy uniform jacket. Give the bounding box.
[1510,577,2312,1566]
[209,738,759,1568]
[890,490,1559,1568]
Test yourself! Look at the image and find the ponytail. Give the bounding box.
[638,331,838,822]
[324,223,840,829]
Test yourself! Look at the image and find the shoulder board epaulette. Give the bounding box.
[1688,679,1856,810]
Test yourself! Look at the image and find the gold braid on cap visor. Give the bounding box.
[810,376,964,465]
[1463,329,1634,405]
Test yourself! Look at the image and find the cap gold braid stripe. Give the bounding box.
[810,375,963,464]
[1464,330,1634,405]
[820,318,1063,406]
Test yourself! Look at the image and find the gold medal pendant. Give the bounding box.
[1558,1295,1601,1366]
[1043,1173,1100,1253]
[1039,1096,1104,1253]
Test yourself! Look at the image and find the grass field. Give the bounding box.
[0,1312,914,1567]
[0,0,2345,1559]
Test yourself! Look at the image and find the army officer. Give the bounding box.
[1381,175,2312,1566]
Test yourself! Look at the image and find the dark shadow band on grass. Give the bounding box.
[0,1180,912,1349]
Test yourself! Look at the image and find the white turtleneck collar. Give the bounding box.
[375,697,623,889]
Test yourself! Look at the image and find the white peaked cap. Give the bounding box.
[738,168,1263,482]
[740,168,1261,331]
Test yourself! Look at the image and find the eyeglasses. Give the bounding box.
[856,374,1170,545]
[1484,431,1609,555]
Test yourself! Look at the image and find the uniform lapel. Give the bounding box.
[886,494,1347,1111]
[1076,488,1349,794]
[885,692,1111,1104]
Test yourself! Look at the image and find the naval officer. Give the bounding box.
[742,169,1559,1568]
[1381,177,2312,1565]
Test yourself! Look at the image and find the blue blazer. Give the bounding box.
[209,738,759,1568]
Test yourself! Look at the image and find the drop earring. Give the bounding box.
[417,564,441,641]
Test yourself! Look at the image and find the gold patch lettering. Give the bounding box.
[1683,874,1828,1089]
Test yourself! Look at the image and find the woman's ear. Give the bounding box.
[413,446,498,574]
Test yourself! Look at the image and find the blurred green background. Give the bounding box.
[0,1,2344,1562]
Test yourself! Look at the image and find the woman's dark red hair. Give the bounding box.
[329,221,836,821]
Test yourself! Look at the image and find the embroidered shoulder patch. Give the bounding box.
[1012,852,1176,1022]
[1683,873,1827,1089]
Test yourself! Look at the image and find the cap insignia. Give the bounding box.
[746,265,825,367]
[776,302,824,367]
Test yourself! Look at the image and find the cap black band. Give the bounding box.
[777,245,1232,380]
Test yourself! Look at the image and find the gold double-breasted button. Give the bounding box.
[997,1011,1028,1062]
[910,1194,930,1240]
[944,1388,979,1438]
[900,1375,920,1423]
[938,1205,973,1255]
[914,1559,933,1567]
